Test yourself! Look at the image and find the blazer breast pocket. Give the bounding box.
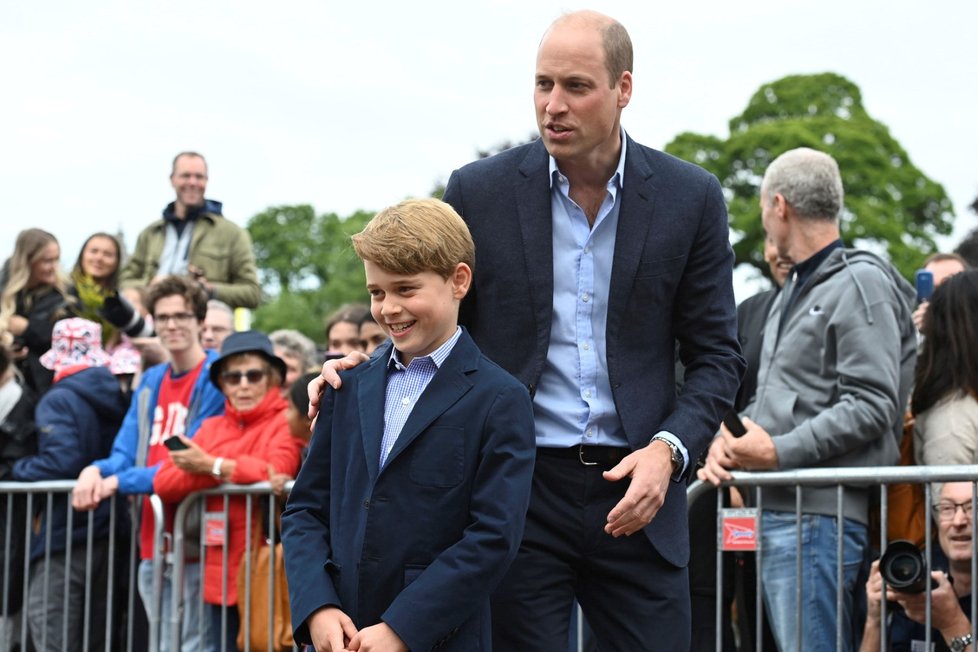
[635,254,687,279]
[632,255,687,308]
[409,426,465,488]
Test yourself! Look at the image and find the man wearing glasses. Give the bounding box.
[860,481,976,651]
[73,275,225,652]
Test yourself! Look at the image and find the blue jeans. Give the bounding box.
[137,559,210,652]
[761,510,867,652]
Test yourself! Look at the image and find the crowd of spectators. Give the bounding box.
[1,145,977,652]
[0,151,388,652]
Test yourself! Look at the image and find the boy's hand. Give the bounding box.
[346,622,407,652]
[308,352,370,419]
[308,606,358,652]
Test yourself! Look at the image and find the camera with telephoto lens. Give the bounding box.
[98,291,154,338]
[879,540,937,594]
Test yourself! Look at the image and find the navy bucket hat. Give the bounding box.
[209,330,287,387]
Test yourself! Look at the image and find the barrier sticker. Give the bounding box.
[720,508,758,551]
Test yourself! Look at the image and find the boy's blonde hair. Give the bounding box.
[351,198,475,278]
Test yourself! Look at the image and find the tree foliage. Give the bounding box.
[665,73,954,279]
[246,208,373,342]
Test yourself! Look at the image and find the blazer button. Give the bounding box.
[363,499,370,509]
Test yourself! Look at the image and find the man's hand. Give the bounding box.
[308,606,358,652]
[864,560,884,624]
[72,465,104,511]
[167,436,213,475]
[912,301,928,332]
[270,472,293,497]
[893,571,972,636]
[602,441,673,537]
[99,474,120,502]
[347,622,408,652]
[308,352,370,420]
[697,417,778,486]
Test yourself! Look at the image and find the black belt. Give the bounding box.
[537,444,630,467]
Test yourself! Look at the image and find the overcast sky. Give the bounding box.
[2,0,975,300]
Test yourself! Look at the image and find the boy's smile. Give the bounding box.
[364,260,471,366]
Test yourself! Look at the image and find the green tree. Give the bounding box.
[247,207,374,342]
[665,73,954,279]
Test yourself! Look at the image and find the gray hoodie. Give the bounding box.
[744,248,916,523]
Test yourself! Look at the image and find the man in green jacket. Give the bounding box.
[119,151,261,309]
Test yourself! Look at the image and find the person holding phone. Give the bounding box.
[72,276,224,652]
[912,270,978,473]
[912,253,969,333]
[155,330,303,652]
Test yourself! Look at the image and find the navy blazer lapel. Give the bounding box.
[357,350,390,483]
[381,333,478,470]
[515,141,555,334]
[608,137,657,328]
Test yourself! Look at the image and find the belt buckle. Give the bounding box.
[578,444,598,466]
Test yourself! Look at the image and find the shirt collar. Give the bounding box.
[791,239,844,282]
[387,326,462,371]
[549,127,628,190]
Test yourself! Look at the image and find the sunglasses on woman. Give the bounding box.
[221,368,268,386]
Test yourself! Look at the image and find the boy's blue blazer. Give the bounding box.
[282,329,535,651]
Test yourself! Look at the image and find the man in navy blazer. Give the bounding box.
[312,10,744,650]
[439,11,743,651]
[284,199,535,651]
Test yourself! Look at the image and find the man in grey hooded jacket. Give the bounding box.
[699,147,917,652]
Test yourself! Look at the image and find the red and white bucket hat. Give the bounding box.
[39,318,111,373]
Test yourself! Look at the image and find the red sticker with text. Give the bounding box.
[204,512,227,547]
[720,508,758,551]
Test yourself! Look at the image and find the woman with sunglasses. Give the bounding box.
[154,330,304,652]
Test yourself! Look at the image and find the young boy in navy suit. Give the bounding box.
[282,198,535,652]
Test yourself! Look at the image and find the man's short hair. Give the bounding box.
[601,19,632,88]
[550,11,632,89]
[924,252,970,270]
[270,329,318,372]
[761,147,844,221]
[171,151,207,177]
[206,299,234,322]
[145,275,209,321]
[351,198,475,278]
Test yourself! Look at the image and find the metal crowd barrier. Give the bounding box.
[9,467,973,651]
[169,481,298,652]
[0,479,295,652]
[0,480,146,652]
[688,465,978,652]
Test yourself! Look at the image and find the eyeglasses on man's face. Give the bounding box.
[933,500,975,521]
[221,368,268,386]
[154,312,196,326]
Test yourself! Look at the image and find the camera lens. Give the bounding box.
[880,540,929,594]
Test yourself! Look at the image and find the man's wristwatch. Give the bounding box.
[652,436,683,475]
[950,633,974,652]
[211,457,224,479]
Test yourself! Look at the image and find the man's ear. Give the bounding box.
[773,193,789,222]
[617,71,633,109]
[451,263,473,300]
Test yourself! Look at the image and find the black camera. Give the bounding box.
[99,292,154,338]
[879,540,936,594]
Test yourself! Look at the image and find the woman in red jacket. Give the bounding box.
[154,330,304,652]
